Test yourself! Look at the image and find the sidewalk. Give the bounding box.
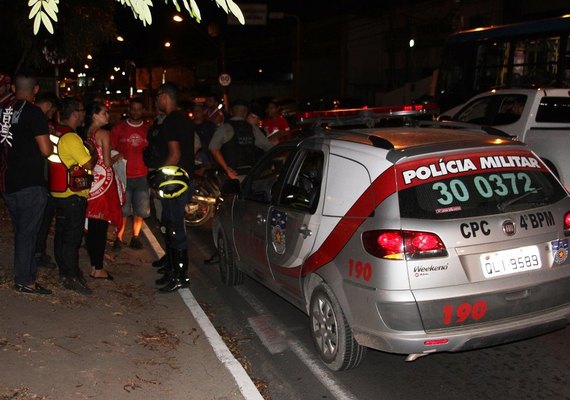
[0,204,263,400]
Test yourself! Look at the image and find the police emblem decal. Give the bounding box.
[270,209,287,255]
[551,239,569,265]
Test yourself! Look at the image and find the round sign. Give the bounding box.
[218,73,231,87]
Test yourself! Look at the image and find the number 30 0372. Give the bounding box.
[442,300,487,325]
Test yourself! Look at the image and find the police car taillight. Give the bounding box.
[362,230,448,260]
[564,212,570,236]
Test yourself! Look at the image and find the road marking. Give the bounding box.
[235,286,357,400]
[248,314,289,354]
[141,222,164,258]
[141,222,264,400]
[178,289,264,400]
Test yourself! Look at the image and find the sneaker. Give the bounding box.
[129,236,143,250]
[113,238,124,250]
[61,276,93,295]
[14,283,52,295]
[35,253,56,269]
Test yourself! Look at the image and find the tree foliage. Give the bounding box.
[28,0,244,35]
[0,0,116,72]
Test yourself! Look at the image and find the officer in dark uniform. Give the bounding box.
[209,99,272,180]
[144,82,195,293]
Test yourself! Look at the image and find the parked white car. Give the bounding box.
[440,88,570,191]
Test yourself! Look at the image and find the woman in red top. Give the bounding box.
[84,102,123,280]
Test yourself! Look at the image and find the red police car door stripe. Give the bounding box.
[270,167,397,277]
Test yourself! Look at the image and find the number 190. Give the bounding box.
[442,300,487,325]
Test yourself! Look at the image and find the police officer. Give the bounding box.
[145,82,195,293]
[209,99,272,180]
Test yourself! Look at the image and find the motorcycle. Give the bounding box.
[184,167,224,227]
[184,165,254,226]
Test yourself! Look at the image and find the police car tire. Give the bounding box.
[217,232,244,286]
[309,284,366,371]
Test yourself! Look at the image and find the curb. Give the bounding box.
[140,222,264,400]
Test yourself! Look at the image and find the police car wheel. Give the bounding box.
[309,284,366,371]
[217,233,244,286]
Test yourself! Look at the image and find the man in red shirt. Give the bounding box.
[110,97,150,249]
[262,100,291,144]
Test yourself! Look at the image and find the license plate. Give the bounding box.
[480,245,542,278]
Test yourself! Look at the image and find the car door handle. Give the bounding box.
[299,224,312,239]
[256,214,266,224]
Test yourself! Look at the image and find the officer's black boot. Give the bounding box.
[155,249,173,285]
[158,249,189,293]
[152,254,168,269]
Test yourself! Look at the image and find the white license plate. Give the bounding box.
[480,245,542,278]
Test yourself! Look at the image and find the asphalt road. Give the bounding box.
[183,223,570,400]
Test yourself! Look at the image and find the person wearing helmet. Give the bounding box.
[145,82,195,293]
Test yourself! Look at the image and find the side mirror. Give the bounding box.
[220,179,241,196]
[438,115,452,122]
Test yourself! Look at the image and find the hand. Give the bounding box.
[84,140,97,157]
[225,167,238,180]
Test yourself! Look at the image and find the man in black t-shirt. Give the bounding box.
[150,82,195,293]
[0,71,53,294]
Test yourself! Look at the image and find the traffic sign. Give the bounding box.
[218,73,232,87]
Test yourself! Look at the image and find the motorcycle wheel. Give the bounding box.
[184,184,215,226]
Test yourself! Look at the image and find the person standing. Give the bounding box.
[192,102,216,170]
[262,100,291,144]
[209,99,272,180]
[84,102,123,280]
[146,82,195,293]
[203,94,224,127]
[50,98,97,294]
[111,97,150,250]
[0,70,53,294]
[34,91,60,269]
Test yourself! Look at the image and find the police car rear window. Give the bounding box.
[396,150,566,219]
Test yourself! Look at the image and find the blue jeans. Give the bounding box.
[160,190,189,251]
[122,176,151,218]
[4,186,48,286]
[52,195,88,278]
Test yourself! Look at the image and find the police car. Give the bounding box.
[212,126,570,371]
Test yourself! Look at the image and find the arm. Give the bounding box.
[97,130,113,167]
[194,132,201,155]
[165,141,181,166]
[35,134,53,157]
[210,148,237,179]
[208,125,238,179]
[83,152,98,170]
[253,127,273,151]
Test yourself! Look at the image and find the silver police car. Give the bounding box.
[212,127,570,371]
